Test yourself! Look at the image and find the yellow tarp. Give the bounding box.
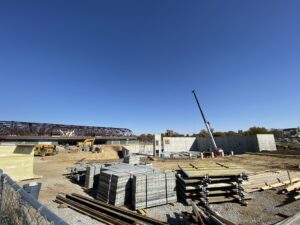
[0,144,35,181]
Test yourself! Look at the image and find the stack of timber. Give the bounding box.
[177,162,249,206]
[97,163,176,209]
[181,202,236,225]
[168,151,206,159]
[243,170,300,193]
[124,155,140,164]
[56,193,167,225]
[133,171,177,209]
[281,180,300,202]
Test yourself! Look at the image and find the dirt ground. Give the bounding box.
[21,151,300,225]
[151,153,300,171]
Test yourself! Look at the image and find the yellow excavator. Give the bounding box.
[77,138,102,152]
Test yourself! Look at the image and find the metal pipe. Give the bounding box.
[70,193,167,225]
[56,195,131,225]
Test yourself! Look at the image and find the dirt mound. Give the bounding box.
[45,145,121,162]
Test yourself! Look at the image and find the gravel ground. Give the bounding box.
[142,187,300,225]
[44,200,105,225]
[210,188,300,225]
[145,202,191,225]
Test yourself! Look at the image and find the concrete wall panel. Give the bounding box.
[256,134,277,151]
[162,134,276,154]
[163,137,197,153]
[0,144,36,181]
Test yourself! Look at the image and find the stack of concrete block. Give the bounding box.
[84,164,104,189]
[97,164,157,206]
[97,170,132,206]
[123,155,140,164]
[132,171,177,209]
[68,163,88,183]
[96,163,176,209]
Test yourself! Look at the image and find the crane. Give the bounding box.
[192,90,223,155]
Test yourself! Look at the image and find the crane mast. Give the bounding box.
[192,90,219,152]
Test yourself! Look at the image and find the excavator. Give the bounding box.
[192,90,224,157]
[34,144,57,156]
[77,138,102,153]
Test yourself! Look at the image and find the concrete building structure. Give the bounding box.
[122,143,153,156]
[162,134,276,154]
[153,134,162,156]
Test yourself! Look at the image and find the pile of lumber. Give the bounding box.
[243,170,300,193]
[169,152,201,159]
[281,180,300,202]
[181,202,235,225]
[177,162,249,206]
[56,193,167,225]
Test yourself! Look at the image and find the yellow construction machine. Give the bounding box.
[77,138,102,152]
[34,144,57,156]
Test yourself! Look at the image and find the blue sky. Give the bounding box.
[0,1,299,135]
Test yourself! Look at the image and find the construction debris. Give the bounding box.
[176,162,249,206]
[181,202,236,225]
[56,193,167,225]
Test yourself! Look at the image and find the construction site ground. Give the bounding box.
[22,149,300,225]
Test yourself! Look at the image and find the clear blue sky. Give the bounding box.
[0,1,299,135]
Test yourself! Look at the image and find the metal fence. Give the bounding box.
[0,170,68,225]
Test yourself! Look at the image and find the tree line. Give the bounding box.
[137,127,283,142]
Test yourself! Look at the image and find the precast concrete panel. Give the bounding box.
[196,136,259,154]
[159,134,276,155]
[163,137,197,153]
[0,144,36,181]
[256,134,277,151]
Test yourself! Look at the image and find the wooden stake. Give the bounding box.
[287,170,292,185]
